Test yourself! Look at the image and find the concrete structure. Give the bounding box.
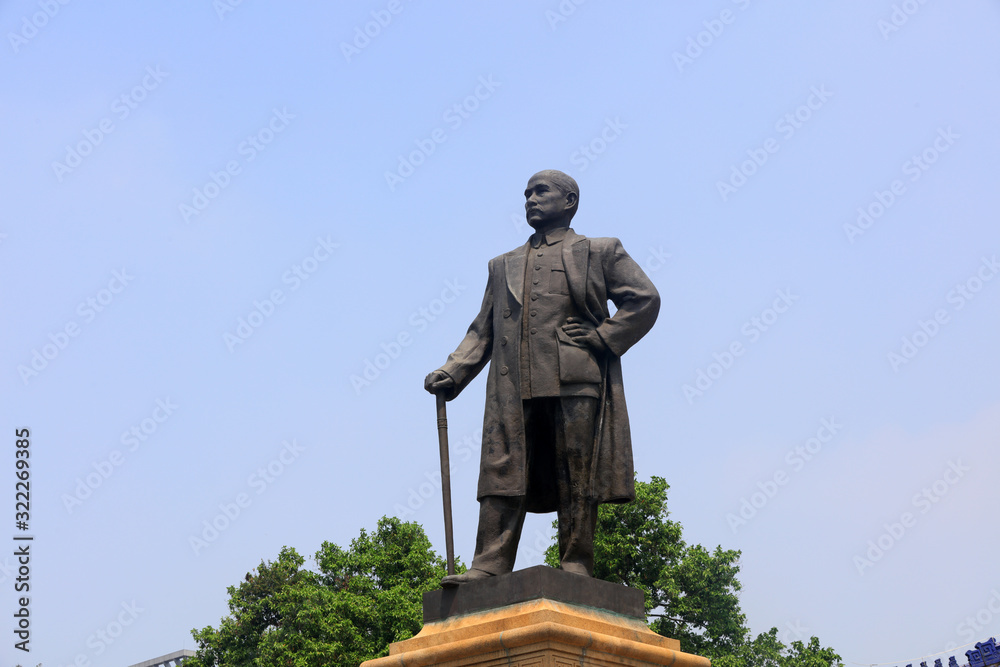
[126,649,195,667]
[362,566,709,667]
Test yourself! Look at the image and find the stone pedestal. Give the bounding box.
[362,566,710,667]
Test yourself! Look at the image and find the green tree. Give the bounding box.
[544,476,841,666]
[711,628,787,667]
[187,516,455,667]
[187,546,309,666]
[712,630,843,667]
[189,480,839,666]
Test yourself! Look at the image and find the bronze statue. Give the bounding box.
[424,170,659,585]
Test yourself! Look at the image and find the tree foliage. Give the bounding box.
[189,479,840,666]
[712,630,844,667]
[186,517,454,667]
[543,476,842,666]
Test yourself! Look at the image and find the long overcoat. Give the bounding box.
[438,228,660,513]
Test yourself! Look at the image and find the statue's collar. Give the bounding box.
[529,225,572,249]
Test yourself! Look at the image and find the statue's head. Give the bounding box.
[525,170,579,229]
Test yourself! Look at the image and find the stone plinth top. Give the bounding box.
[363,596,710,667]
[423,565,645,623]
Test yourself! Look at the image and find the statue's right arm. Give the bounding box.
[426,261,496,401]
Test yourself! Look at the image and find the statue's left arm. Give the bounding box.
[594,238,660,357]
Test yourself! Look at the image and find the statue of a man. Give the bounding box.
[424,170,659,585]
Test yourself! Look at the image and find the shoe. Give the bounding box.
[560,561,591,577]
[441,568,494,587]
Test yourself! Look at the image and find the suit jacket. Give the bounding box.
[438,228,660,512]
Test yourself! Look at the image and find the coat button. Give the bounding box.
[532,278,539,285]
[500,336,508,345]
[530,328,537,335]
[531,294,538,301]
[535,265,542,270]
[499,365,509,375]
[502,308,511,318]
[530,310,537,317]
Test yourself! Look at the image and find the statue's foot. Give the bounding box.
[441,568,494,587]
[560,561,591,577]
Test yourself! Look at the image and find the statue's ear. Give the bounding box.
[564,191,578,211]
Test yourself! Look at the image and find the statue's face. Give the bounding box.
[524,176,574,229]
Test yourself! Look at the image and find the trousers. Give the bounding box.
[470,396,600,575]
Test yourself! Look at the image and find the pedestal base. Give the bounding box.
[362,584,710,666]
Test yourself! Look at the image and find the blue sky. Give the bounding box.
[3,1,1000,665]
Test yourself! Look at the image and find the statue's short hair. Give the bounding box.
[529,170,579,221]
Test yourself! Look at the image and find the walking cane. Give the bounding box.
[436,393,456,576]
